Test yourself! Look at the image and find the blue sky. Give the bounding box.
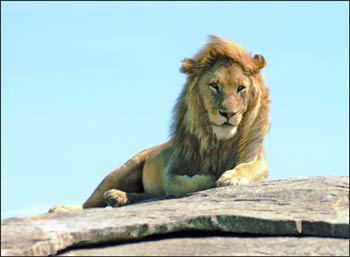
[1,1,349,219]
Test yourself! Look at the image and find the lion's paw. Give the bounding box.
[216,169,250,187]
[103,189,128,207]
[48,205,82,213]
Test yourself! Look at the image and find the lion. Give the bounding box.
[49,35,270,212]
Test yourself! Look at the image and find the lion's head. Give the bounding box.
[195,59,251,140]
[170,35,270,171]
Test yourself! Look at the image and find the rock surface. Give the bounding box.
[59,235,349,256]
[1,176,349,256]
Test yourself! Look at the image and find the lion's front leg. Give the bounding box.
[216,157,268,187]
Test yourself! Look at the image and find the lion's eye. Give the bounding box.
[208,82,219,93]
[237,85,245,93]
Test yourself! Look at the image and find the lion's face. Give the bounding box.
[198,61,250,140]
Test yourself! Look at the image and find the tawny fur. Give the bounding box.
[49,35,271,213]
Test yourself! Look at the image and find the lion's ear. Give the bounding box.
[180,58,198,74]
[251,54,266,71]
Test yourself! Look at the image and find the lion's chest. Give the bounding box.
[172,146,237,177]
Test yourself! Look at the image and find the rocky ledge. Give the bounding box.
[1,176,349,256]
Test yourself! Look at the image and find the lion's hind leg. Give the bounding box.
[82,158,145,209]
[103,189,155,207]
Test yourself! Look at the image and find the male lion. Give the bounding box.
[49,35,270,212]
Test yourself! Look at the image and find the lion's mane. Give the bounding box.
[170,35,270,175]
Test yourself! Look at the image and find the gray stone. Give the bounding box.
[1,176,349,256]
[59,235,350,256]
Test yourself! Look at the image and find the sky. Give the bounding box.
[1,1,349,220]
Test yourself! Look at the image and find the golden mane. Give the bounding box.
[170,35,270,174]
[180,35,266,76]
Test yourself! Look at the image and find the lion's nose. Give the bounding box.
[218,110,236,119]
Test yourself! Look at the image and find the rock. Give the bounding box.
[58,235,349,256]
[1,176,349,256]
